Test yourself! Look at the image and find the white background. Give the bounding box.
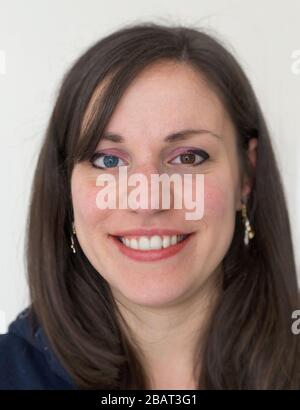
[0,0,299,333]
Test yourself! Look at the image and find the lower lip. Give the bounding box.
[108,234,194,262]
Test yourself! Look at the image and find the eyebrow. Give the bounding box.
[101,128,222,143]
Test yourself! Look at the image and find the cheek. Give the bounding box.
[71,171,111,227]
[197,176,237,267]
[203,176,235,222]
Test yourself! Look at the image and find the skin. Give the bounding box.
[71,61,257,389]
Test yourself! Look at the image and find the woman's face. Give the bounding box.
[71,62,252,308]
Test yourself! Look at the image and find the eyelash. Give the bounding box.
[89,149,209,169]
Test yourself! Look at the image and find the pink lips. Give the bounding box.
[108,232,194,262]
[110,228,193,237]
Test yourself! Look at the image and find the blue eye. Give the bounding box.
[90,153,126,169]
[90,149,209,169]
[169,149,209,166]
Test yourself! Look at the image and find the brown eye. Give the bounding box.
[181,153,197,164]
[169,149,209,166]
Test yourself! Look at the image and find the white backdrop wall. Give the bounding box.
[0,0,299,333]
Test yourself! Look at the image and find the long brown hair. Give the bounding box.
[25,21,300,389]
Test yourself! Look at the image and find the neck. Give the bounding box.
[113,270,222,389]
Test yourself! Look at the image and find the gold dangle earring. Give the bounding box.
[70,221,76,254]
[241,201,255,246]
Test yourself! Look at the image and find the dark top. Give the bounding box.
[0,307,77,389]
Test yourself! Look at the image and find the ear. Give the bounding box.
[236,137,257,210]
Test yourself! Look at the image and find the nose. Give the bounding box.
[121,162,175,215]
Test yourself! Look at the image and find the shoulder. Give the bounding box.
[0,332,73,389]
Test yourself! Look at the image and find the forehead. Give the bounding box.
[82,61,235,144]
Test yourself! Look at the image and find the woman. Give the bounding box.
[0,21,299,390]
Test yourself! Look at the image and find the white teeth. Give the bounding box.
[120,234,187,250]
[139,236,150,250]
[129,238,139,249]
[170,235,177,245]
[162,236,170,248]
[150,235,162,250]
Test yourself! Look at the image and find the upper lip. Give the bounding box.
[110,229,194,237]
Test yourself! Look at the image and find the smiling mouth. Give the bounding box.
[113,233,192,251]
[109,232,195,262]
[108,232,194,262]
